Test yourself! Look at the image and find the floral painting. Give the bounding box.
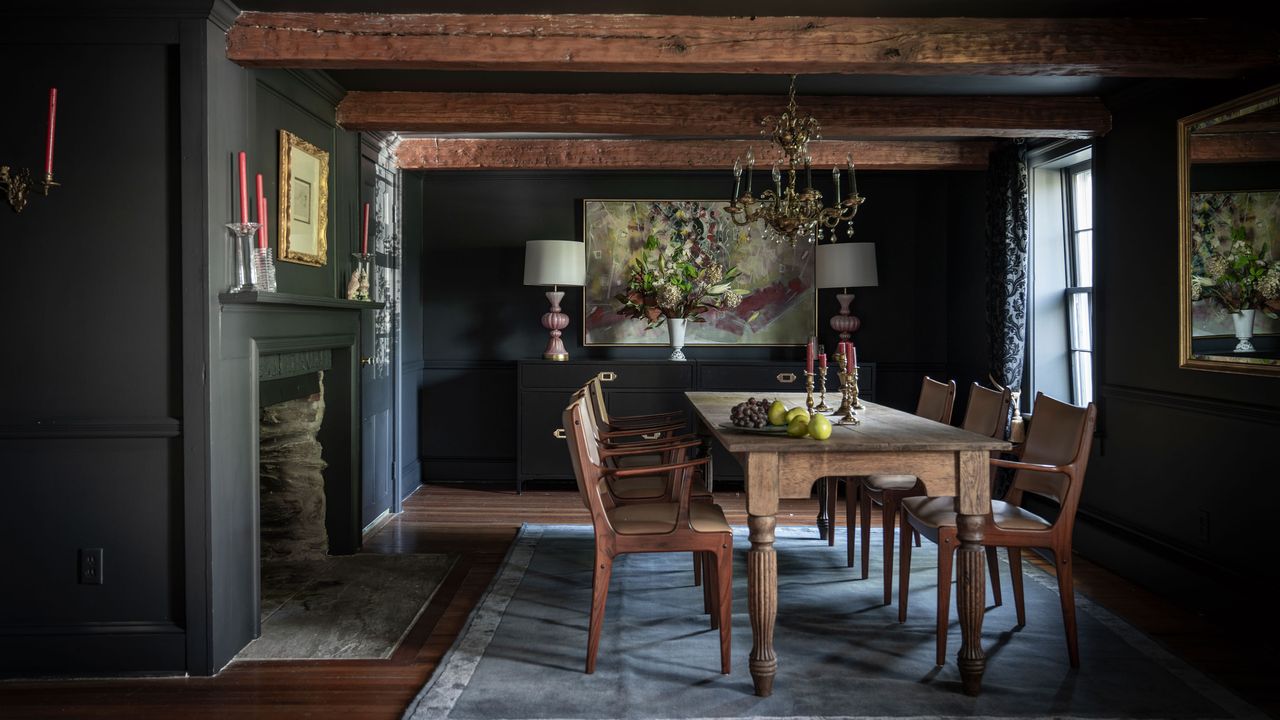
[1189,190,1280,337]
[583,200,815,345]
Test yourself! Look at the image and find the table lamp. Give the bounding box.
[817,241,878,343]
[524,240,586,361]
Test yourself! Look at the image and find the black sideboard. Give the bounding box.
[516,359,877,492]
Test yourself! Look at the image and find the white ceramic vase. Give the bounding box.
[667,317,687,361]
[1230,309,1256,353]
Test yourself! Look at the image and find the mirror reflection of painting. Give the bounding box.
[290,178,312,225]
[1181,87,1280,370]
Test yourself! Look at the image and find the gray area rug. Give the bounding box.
[403,525,1265,720]
[237,553,456,661]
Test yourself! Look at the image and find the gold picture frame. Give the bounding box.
[278,129,330,267]
[1177,84,1280,376]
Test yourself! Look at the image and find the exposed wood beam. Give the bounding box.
[1190,134,1280,164]
[338,92,1110,139]
[394,138,994,171]
[227,13,1277,78]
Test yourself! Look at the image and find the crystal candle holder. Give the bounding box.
[252,247,277,293]
[226,222,260,293]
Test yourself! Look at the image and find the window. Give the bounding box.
[1028,145,1093,408]
[1065,163,1093,405]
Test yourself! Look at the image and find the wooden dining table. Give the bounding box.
[687,391,1011,697]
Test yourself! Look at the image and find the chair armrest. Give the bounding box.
[602,433,700,449]
[989,457,1071,476]
[597,422,684,439]
[599,438,701,458]
[607,410,687,427]
[601,456,711,479]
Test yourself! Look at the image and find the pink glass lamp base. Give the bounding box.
[541,290,570,361]
[830,292,862,341]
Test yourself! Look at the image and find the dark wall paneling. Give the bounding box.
[400,173,424,498]
[0,32,187,675]
[1078,74,1280,617]
[413,169,988,480]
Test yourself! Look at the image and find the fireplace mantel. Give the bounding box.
[219,291,384,311]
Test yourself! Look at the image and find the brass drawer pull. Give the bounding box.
[776,372,797,383]
[553,428,567,439]
[598,371,618,382]
[641,432,662,440]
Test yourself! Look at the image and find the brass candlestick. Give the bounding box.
[815,365,832,413]
[832,351,859,425]
[850,365,864,410]
[0,167,57,214]
[804,371,816,415]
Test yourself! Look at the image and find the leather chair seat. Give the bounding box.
[608,501,730,535]
[863,474,919,491]
[902,496,1051,532]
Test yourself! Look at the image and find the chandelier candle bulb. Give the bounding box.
[848,155,858,196]
[772,164,782,196]
[732,157,742,201]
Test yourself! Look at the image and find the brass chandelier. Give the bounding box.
[726,76,865,246]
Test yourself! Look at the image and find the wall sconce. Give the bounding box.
[2,88,60,213]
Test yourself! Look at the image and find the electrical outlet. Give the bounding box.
[1198,511,1210,544]
[79,548,103,585]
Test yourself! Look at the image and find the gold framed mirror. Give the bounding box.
[1178,84,1280,376]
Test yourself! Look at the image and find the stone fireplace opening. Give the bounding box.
[259,369,328,563]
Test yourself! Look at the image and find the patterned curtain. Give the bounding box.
[985,142,1030,393]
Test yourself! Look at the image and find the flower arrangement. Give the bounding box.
[615,234,743,328]
[1191,226,1280,317]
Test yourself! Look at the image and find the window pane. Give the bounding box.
[1068,291,1092,351]
[1074,229,1093,287]
[1072,168,1092,231]
[1071,350,1094,406]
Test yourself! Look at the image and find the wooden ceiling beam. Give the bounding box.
[394,138,994,171]
[338,91,1110,139]
[227,13,1277,78]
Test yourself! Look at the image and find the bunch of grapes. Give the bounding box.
[730,397,773,428]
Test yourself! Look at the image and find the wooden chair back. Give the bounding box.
[587,376,611,425]
[563,397,617,528]
[916,377,958,424]
[960,383,1012,439]
[1008,393,1097,521]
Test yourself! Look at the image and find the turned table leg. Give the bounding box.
[815,478,830,540]
[747,513,778,697]
[955,450,990,696]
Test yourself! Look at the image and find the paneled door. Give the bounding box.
[360,140,401,529]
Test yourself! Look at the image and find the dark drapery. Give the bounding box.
[985,142,1030,394]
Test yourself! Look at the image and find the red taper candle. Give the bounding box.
[818,352,827,370]
[259,195,268,249]
[849,344,857,375]
[254,173,264,245]
[237,152,249,224]
[44,88,57,177]
[361,202,370,255]
[805,337,815,374]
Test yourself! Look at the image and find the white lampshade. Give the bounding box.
[816,242,879,289]
[523,240,586,287]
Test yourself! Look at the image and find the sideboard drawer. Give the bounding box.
[521,361,693,390]
[697,362,809,392]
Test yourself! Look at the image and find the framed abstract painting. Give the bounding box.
[582,199,816,346]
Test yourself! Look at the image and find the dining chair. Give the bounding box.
[898,392,1096,667]
[834,376,956,604]
[574,386,718,590]
[587,375,687,432]
[563,396,733,674]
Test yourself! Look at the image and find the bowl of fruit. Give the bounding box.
[721,398,833,440]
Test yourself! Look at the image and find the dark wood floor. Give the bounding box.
[2,482,1276,718]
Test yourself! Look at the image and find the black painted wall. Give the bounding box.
[413,170,989,481]
[0,22,190,675]
[1076,75,1280,618]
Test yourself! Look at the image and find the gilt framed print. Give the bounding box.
[582,199,816,346]
[278,129,330,267]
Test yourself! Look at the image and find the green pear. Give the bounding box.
[787,417,810,437]
[767,399,788,426]
[808,413,832,440]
